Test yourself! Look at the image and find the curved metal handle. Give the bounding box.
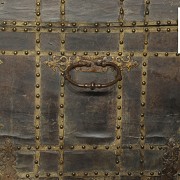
[64,61,122,90]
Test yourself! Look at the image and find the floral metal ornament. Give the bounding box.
[45,55,138,73]
[161,138,179,180]
[0,139,17,180]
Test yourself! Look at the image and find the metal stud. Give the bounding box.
[36,12,40,16]
[36,73,40,77]
[48,28,52,32]
[24,28,28,32]
[36,2,40,6]
[83,28,87,32]
[48,52,53,55]
[142,91,146,95]
[107,29,111,33]
[12,27,17,32]
[36,94,40,98]
[26,174,30,178]
[157,28,161,32]
[61,11,65,15]
[25,51,29,55]
[14,51,18,55]
[132,29,136,33]
[167,28,171,32]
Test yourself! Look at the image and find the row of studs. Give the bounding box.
[59,1,65,179]
[34,0,41,177]
[0,51,179,57]
[0,26,178,32]
[0,20,177,28]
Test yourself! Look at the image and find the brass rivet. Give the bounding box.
[94,52,99,55]
[37,51,40,55]
[36,39,40,43]
[154,53,158,56]
[150,145,154,149]
[142,81,146,85]
[59,136,63,140]
[48,28,52,32]
[84,52,88,55]
[82,145,86,149]
[36,115,40,119]
[73,52,77,55]
[36,136,39,140]
[61,52,65,56]
[61,28,65,32]
[117,136,120,139]
[165,52,169,56]
[117,106,121,110]
[12,27,17,32]
[143,62,147,66]
[141,136,144,140]
[36,105,40,109]
[72,29,76,33]
[61,11,65,15]
[2,21,7,25]
[146,0,150,4]
[141,102,145,106]
[144,21,148,26]
[17,146,21,150]
[36,27,40,31]
[83,28,87,32]
[143,52,147,56]
[48,146,51,149]
[48,52,52,55]
[48,23,52,27]
[167,28,171,32]
[27,146,31,150]
[150,172,154,175]
[106,23,110,27]
[145,28,148,32]
[1,51,5,54]
[120,28,123,32]
[70,145,74,149]
[61,40,65,44]
[132,29,136,33]
[60,145,63,149]
[129,145,132,149]
[116,172,120,175]
[61,23,65,26]
[14,51,18,55]
[93,145,97,149]
[60,125,63,129]
[35,174,39,178]
[36,73,40,77]
[36,2,40,6]
[36,126,39,129]
[60,104,64,108]
[118,85,122,89]
[120,41,123,44]
[118,117,121,120]
[24,28,28,32]
[59,172,63,176]
[12,21,16,25]
[1,27,5,31]
[141,113,144,117]
[140,124,144,128]
[141,145,144,149]
[94,171,98,175]
[118,52,122,56]
[167,21,171,25]
[47,173,51,177]
[158,172,161,175]
[61,83,64,87]
[36,22,40,26]
[128,172,132,176]
[145,10,149,15]
[107,29,111,33]
[142,91,145,95]
[132,21,136,26]
[144,41,148,45]
[106,52,110,56]
[72,173,76,176]
[24,51,29,55]
[36,146,39,149]
[84,172,88,176]
[36,94,40,98]
[36,12,40,16]
[116,125,120,129]
[26,174,30,178]
[120,8,124,15]
[105,145,109,149]
[117,95,121,99]
[36,84,40,88]
[157,28,161,32]
[156,21,161,25]
[95,29,98,32]
[119,22,123,26]
[143,72,146,77]
[116,160,119,164]
[60,93,64,97]
[36,63,40,67]
[72,23,76,26]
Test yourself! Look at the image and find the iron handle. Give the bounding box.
[64,61,122,90]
